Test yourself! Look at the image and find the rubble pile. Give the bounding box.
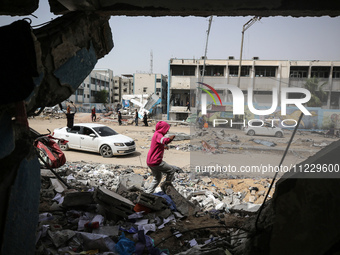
[36,162,272,254]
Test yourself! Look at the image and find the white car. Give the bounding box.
[244,121,284,138]
[52,123,136,157]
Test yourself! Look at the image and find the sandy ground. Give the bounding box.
[29,112,339,205]
[29,113,191,169]
[28,112,333,177]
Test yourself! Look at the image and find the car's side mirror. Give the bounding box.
[89,133,96,137]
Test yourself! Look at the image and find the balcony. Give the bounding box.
[170,106,189,113]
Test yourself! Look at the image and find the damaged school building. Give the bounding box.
[168,59,340,123]
[1,0,340,254]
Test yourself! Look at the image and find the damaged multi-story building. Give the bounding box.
[67,68,115,111]
[168,58,340,120]
[1,1,340,255]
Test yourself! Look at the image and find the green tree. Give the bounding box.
[94,90,109,104]
[304,77,327,107]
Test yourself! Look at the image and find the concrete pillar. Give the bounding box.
[327,63,333,109]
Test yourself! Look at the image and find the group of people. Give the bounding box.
[63,104,149,127]
[61,103,180,193]
[133,109,148,126]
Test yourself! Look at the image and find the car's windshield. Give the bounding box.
[93,126,118,137]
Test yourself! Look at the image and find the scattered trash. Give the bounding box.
[250,139,277,147]
[36,161,274,254]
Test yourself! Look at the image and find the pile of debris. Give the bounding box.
[36,162,272,254]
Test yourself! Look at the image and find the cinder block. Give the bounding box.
[164,185,199,216]
[136,192,168,211]
[63,191,95,207]
[95,187,135,218]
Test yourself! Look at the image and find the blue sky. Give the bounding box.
[1,1,340,77]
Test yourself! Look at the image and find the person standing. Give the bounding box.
[63,102,77,130]
[91,106,96,122]
[118,111,122,125]
[143,112,148,126]
[186,101,190,111]
[146,121,183,193]
[135,109,139,126]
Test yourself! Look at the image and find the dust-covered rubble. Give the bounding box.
[37,162,274,254]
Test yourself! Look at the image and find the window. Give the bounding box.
[156,78,161,83]
[171,65,196,76]
[255,66,276,77]
[249,121,263,127]
[123,88,127,92]
[199,65,224,76]
[87,94,90,98]
[290,66,308,78]
[93,126,117,136]
[156,88,161,92]
[77,89,84,95]
[81,127,94,136]
[143,87,147,92]
[311,66,330,78]
[115,80,118,83]
[87,84,90,88]
[68,126,81,133]
[229,66,251,77]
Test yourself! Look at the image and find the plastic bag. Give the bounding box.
[115,232,135,255]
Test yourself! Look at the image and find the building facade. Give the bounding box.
[133,73,168,113]
[113,74,134,103]
[70,69,115,104]
[168,58,340,120]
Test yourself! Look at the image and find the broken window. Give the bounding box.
[333,67,340,79]
[229,66,251,77]
[255,66,276,77]
[199,65,224,76]
[171,65,195,76]
[290,66,308,78]
[311,66,330,78]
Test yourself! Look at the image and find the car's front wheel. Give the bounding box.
[58,141,69,151]
[100,144,113,158]
[275,131,283,138]
[247,130,255,136]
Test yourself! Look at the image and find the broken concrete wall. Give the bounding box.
[0,107,41,255]
[48,0,340,17]
[242,139,340,255]
[2,0,340,17]
[26,12,113,115]
[0,10,113,255]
